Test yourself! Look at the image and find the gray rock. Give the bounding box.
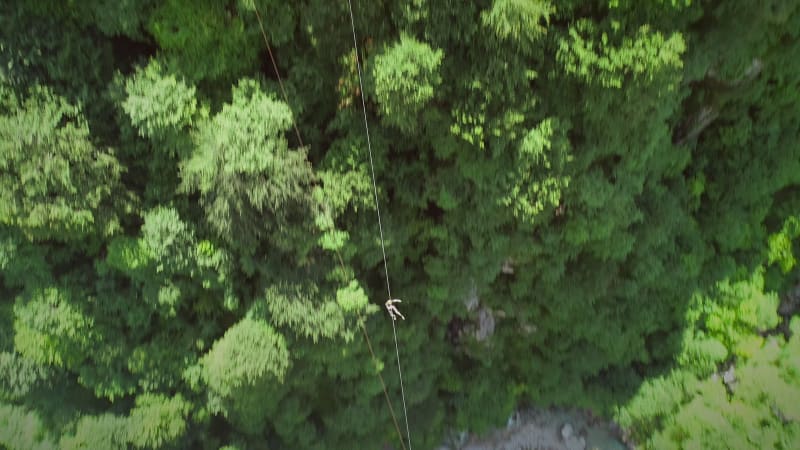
[475,307,495,342]
[561,424,574,440]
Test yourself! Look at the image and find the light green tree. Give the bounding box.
[202,317,290,398]
[0,86,122,241]
[13,286,92,369]
[182,79,314,254]
[372,35,444,132]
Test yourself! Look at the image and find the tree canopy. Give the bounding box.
[1,1,799,449]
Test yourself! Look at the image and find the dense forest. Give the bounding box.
[1,0,799,449]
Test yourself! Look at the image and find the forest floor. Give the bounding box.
[439,407,630,450]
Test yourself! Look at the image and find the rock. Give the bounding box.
[475,307,495,342]
[562,423,586,450]
[501,258,515,274]
[722,366,736,386]
[566,436,586,450]
[561,424,574,440]
[455,407,624,450]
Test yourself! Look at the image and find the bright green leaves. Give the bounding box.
[59,414,128,450]
[558,22,686,88]
[481,0,554,53]
[671,270,781,381]
[106,236,153,279]
[650,336,800,450]
[58,394,190,450]
[140,206,194,274]
[677,331,729,377]
[202,316,289,398]
[372,36,444,132]
[319,226,349,252]
[618,273,799,449]
[127,393,191,449]
[13,287,92,368]
[698,270,780,355]
[614,370,698,440]
[0,1,798,448]
[105,206,233,318]
[122,60,199,142]
[182,79,313,252]
[503,118,571,225]
[316,134,375,216]
[336,280,371,315]
[768,215,800,273]
[200,318,289,434]
[258,284,351,343]
[0,86,122,241]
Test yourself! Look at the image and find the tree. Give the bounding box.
[13,286,93,369]
[181,79,314,254]
[126,393,191,449]
[202,316,289,398]
[0,86,122,241]
[372,35,444,132]
[1,1,799,448]
[122,59,200,146]
[481,0,554,54]
[146,0,260,81]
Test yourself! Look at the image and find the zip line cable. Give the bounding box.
[358,314,408,450]
[252,7,408,450]
[253,7,304,149]
[333,241,408,450]
[345,1,412,449]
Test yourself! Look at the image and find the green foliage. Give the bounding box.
[140,206,195,275]
[122,59,200,142]
[651,333,800,450]
[0,3,113,99]
[1,1,799,448]
[127,393,191,449]
[106,236,153,279]
[13,287,92,368]
[82,0,158,39]
[335,280,371,315]
[60,413,128,450]
[182,79,314,252]
[147,0,259,81]
[0,402,55,450]
[768,215,800,273]
[256,284,351,343]
[676,331,728,377]
[237,0,296,45]
[0,352,52,402]
[481,0,554,53]
[0,86,122,241]
[503,117,571,224]
[455,372,517,434]
[372,35,443,132]
[615,370,698,438]
[0,228,52,289]
[558,21,686,88]
[698,270,781,354]
[618,273,799,448]
[202,317,290,398]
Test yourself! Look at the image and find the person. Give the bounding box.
[385,298,405,321]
